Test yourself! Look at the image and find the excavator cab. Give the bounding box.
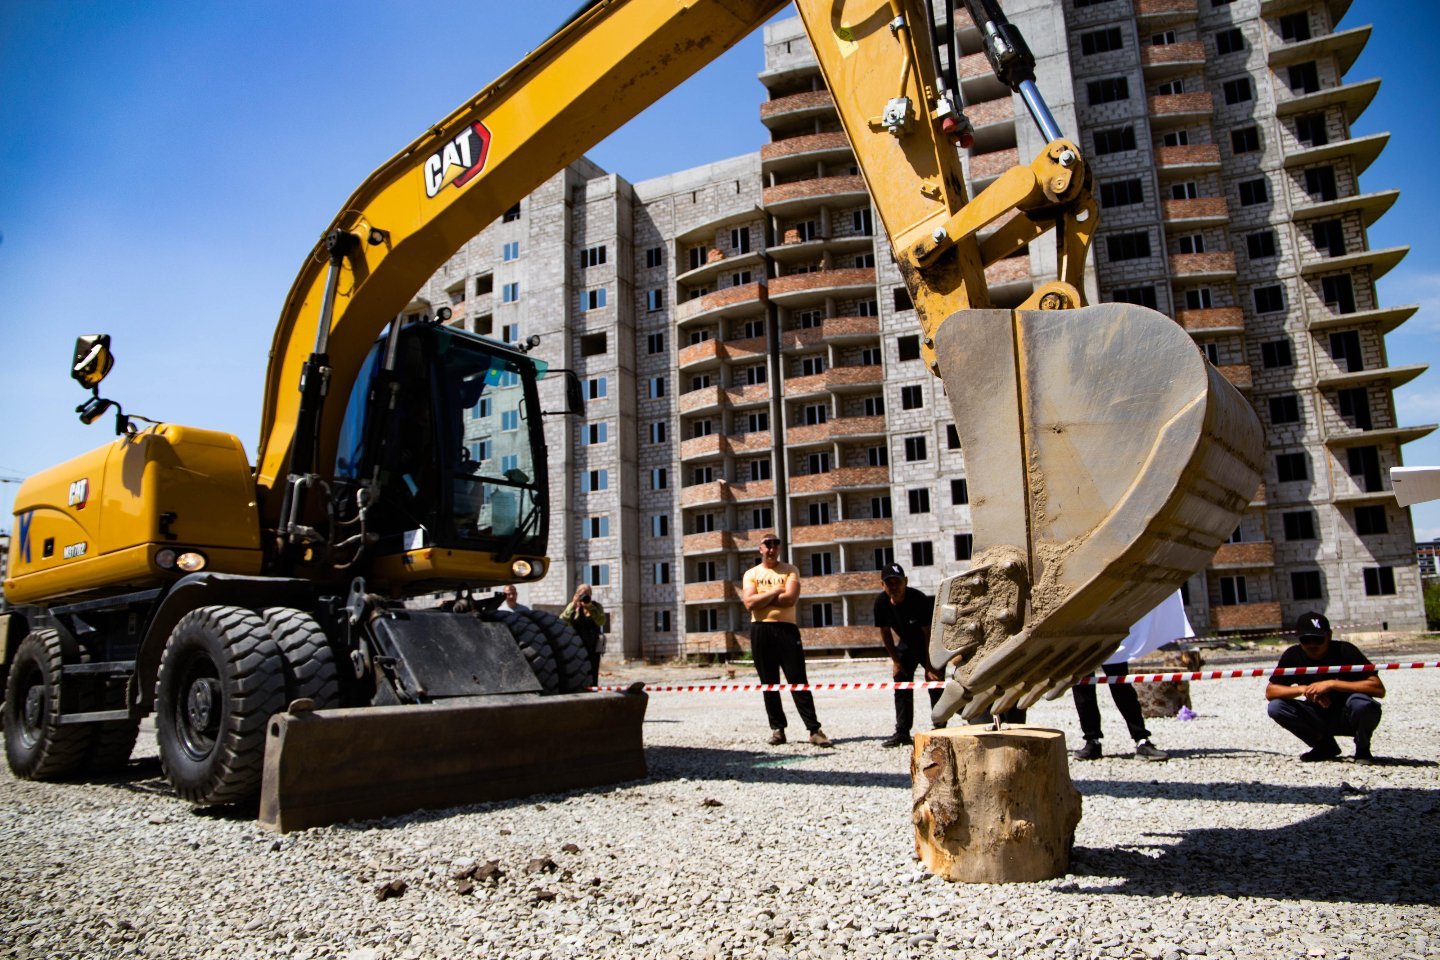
[327,321,552,594]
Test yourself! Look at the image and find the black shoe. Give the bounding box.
[1299,743,1342,762]
[1072,740,1102,761]
[768,729,786,746]
[881,732,911,748]
[1354,741,1376,765]
[1134,740,1169,762]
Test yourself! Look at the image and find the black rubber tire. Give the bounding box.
[3,630,93,780]
[496,611,560,694]
[83,718,141,775]
[154,606,286,805]
[522,609,595,693]
[260,607,341,709]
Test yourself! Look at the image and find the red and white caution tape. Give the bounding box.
[590,661,1439,694]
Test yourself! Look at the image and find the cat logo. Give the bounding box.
[423,122,492,199]
[68,478,89,509]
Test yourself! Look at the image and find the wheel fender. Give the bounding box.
[0,610,31,692]
[135,574,313,712]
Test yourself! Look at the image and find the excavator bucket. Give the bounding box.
[258,689,648,832]
[929,303,1264,722]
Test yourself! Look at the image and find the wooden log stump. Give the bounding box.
[1134,649,1202,718]
[911,725,1081,883]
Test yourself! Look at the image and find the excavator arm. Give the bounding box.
[259,0,1262,723]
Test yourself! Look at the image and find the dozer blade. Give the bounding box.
[258,689,647,832]
[928,303,1263,723]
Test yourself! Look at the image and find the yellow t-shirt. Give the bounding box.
[744,561,800,624]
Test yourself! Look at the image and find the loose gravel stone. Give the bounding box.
[2,646,1438,958]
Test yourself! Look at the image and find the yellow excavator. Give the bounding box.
[3,0,1261,829]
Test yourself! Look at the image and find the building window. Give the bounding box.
[1222,77,1253,105]
[1111,286,1158,308]
[1079,26,1124,55]
[1260,339,1293,369]
[1268,394,1302,425]
[745,365,767,385]
[581,470,608,492]
[693,561,717,583]
[1086,76,1130,105]
[586,377,607,399]
[578,245,607,270]
[747,411,769,433]
[1276,452,1309,483]
[653,562,671,585]
[753,507,773,529]
[1337,388,1372,430]
[1162,131,1189,147]
[1291,570,1324,601]
[693,513,717,534]
[647,332,666,355]
[1214,27,1244,56]
[646,289,665,312]
[861,347,882,366]
[947,425,961,450]
[1229,127,1261,157]
[585,422,608,445]
[807,452,831,474]
[645,246,664,268]
[584,564,610,586]
[871,495,892,519]
[1106,232,1152,262]
[1330,330,1363,373]
[1218,575,1248,606]
[580,288,607,312]
[807,501,832,526]
[588,515,610,538]
[864,396,886,417]
[810,552,834,577]
[954,534,973,561]
[811,603,835,628]
[904,436,928,462]
[1238,178,1269,207]
[1093,126,1136,155]
[911,541,935,567]
[1296,113,1329,148]
[1355,505,1388,536]
[897,335,921,361]
[1288,62,1320,95]
[1178,234,1206,255]
[502,203,521,222]
[1322,275,1356,314]
[1305,167,1338,202]
[1282,511,1316,541]
[1253,285,1285,314]
[1363,567,1397,596]
[952,479,969,505]
[901,385,924,410]
[857,299,879,317]
[853,208,874,235]
[893,287,914,312]
[1313,220,1347,257]
[803,403,829,426]
[502,241,520,262]
[653,610,672,633]
[580,332,607,357]
[501,282,520,303]
[1349,446,1382,492]
[1184,288,1213,309]
[801,356,825,377]
[908,488,931,514]
[1279,12,1312,42]
[1202,343,1219,365]
[868,445,888,467]
[1099,178,1144,208]
[648,421,667,444]
[1247,231,1277,260]
[651,468,668,490]
[648,377,666,399]
[651,514,669,537]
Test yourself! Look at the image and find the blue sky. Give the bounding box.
[2,2,1438,543]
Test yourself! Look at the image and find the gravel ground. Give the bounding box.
[3,642,1438,960]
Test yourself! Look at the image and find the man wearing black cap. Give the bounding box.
[874,563,943,747]
[742,535,832,747]
[1266,612,1384,763]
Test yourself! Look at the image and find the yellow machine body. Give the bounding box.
[4,425,262,605]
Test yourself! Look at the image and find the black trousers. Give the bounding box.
[751,621,821,733]
[892,646,942,734]
[1072,661,1150,743]
[1267,693,1381,750]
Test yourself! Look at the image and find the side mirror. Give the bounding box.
[72,335,114,389]
[565,371,584,415]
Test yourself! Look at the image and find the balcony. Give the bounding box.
[969,148,1019,189]
[1141,41,1205,78]
[675,249,764,289]
[804,625,885,651]
[1154,144,1221,175]
[1266,26,1370,75]
[727,478,775,503]
[768,267,876,306]
[759,89,836,130]
[1147,92,1214,129]
[768,233,874,265]
[761,132,853,174]
[673,282,767,326]
[1316,363,1427,392]
[726,429,774,457]
[1211,540,1275,569]
[1210,601,1283,631]
[1135,0,1198,27]
[1290,189,1399,229]
[723,383,772,409]
[1324,424,1436,449]
[1169,251,1237,280]
[783,365,886,399]
[677,334,766,371]
[785,415,887,448]
[1307,304,1417,336]
[679,434,725,462]
[762,175,868,217]
[966,96,1018,152]
[682,630,743,657]
[789,518,893,545]
[1275,78,1380,125]
[679,478,775,508]
[1162,197,1229,226]
[1251,482,1268,507]
[1261,0,1351,23]
[677,385,725,416]
[1298,245,1407,282]
[783,315,880,349]
[677,338,722,371]
[788,465,889,496]
[984,256,1032,296]
[1216,363,1252,391]
[682,531,734,555]
[1282,133,1388,177]
[683,581,739,604]
[1177,307,1245,335]
[803,572,889,597]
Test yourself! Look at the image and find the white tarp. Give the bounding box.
[1105,590,1195,665]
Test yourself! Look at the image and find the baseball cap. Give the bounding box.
[760,535,781,546]
[881,562,906,581]
[1295,612,1329,640]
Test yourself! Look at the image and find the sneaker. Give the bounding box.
[768,729,786,746]
[881,732,911,748]
[1072,740,1102,761]
[1134,740,1169,762]
[1299,742,1342,762]
[808,729,834,748]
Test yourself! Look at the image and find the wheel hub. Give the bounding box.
[22,685,44,734]
[186,677,219,731]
